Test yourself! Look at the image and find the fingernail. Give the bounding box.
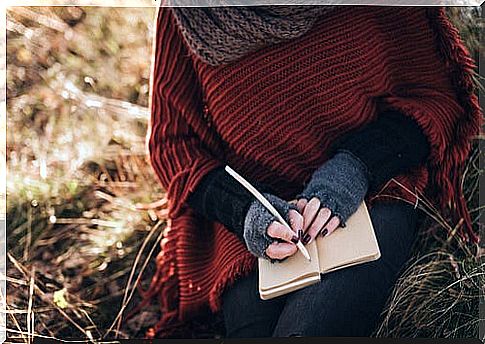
[302,233,311,245]
[291,235,299,244]
[298,229,303,240]
[320,228,328,237]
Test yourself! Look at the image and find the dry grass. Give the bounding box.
[373,158,483,338]
[5,6,483,341]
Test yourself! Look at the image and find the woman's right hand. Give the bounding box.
[243,193,303,261]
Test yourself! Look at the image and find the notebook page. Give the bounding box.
[317,202,380,273]
[258,239,320,291]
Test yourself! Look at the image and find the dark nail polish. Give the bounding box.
[320,228,328,237]
[302,233,311,245]
[291,235,299,244]
[298,229,303,240]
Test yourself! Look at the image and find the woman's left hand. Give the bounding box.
[294,151,370,245]
[294,197,341,245]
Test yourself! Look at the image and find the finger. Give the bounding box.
[288,209,304,238]
[296,198,308,213]
[324,216,341,236]
[288,199,298,205]
[302,197,321,232]
[318,216,340,238]
[267,221,298,243]
[266,242,298,260]
[305,207,332,245]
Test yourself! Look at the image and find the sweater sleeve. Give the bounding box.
[187,167,276,239]
[148,7,223,217]
[334,109,430,194]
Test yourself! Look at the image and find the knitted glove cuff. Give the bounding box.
[187,167,275,240]
[243,193,297,261]
[298,151,369,226]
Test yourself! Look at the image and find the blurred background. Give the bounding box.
[5,5,484,340]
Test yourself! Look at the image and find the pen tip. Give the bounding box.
[296,241,311,261]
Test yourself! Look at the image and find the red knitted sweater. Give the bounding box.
[142,5,482,337]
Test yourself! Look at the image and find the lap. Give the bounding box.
[223,201,420,338]
[221,268,286,338]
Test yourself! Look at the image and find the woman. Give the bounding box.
[141,4,481,338]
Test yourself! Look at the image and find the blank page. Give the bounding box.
[317,202,380,273]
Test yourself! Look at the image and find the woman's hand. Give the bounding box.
[295,197,341,244]
[296,151,369,245]
[243,193,303,261]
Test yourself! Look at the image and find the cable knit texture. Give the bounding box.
[169,5,335,66]
[298,152,369,226]
[141,6,482,338]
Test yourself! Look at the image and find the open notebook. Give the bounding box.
[258,202,381,300]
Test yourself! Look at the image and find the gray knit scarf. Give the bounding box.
[169,5,335,66]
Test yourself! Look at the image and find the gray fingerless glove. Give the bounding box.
[243,193,297,260]
[298,151,369,226]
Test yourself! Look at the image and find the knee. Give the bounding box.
[369,202,419,273]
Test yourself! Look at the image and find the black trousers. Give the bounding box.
[221,202,420,337]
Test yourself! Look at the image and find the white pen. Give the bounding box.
[225,165,311,262]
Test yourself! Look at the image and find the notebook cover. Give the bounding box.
[259,274,321,300]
